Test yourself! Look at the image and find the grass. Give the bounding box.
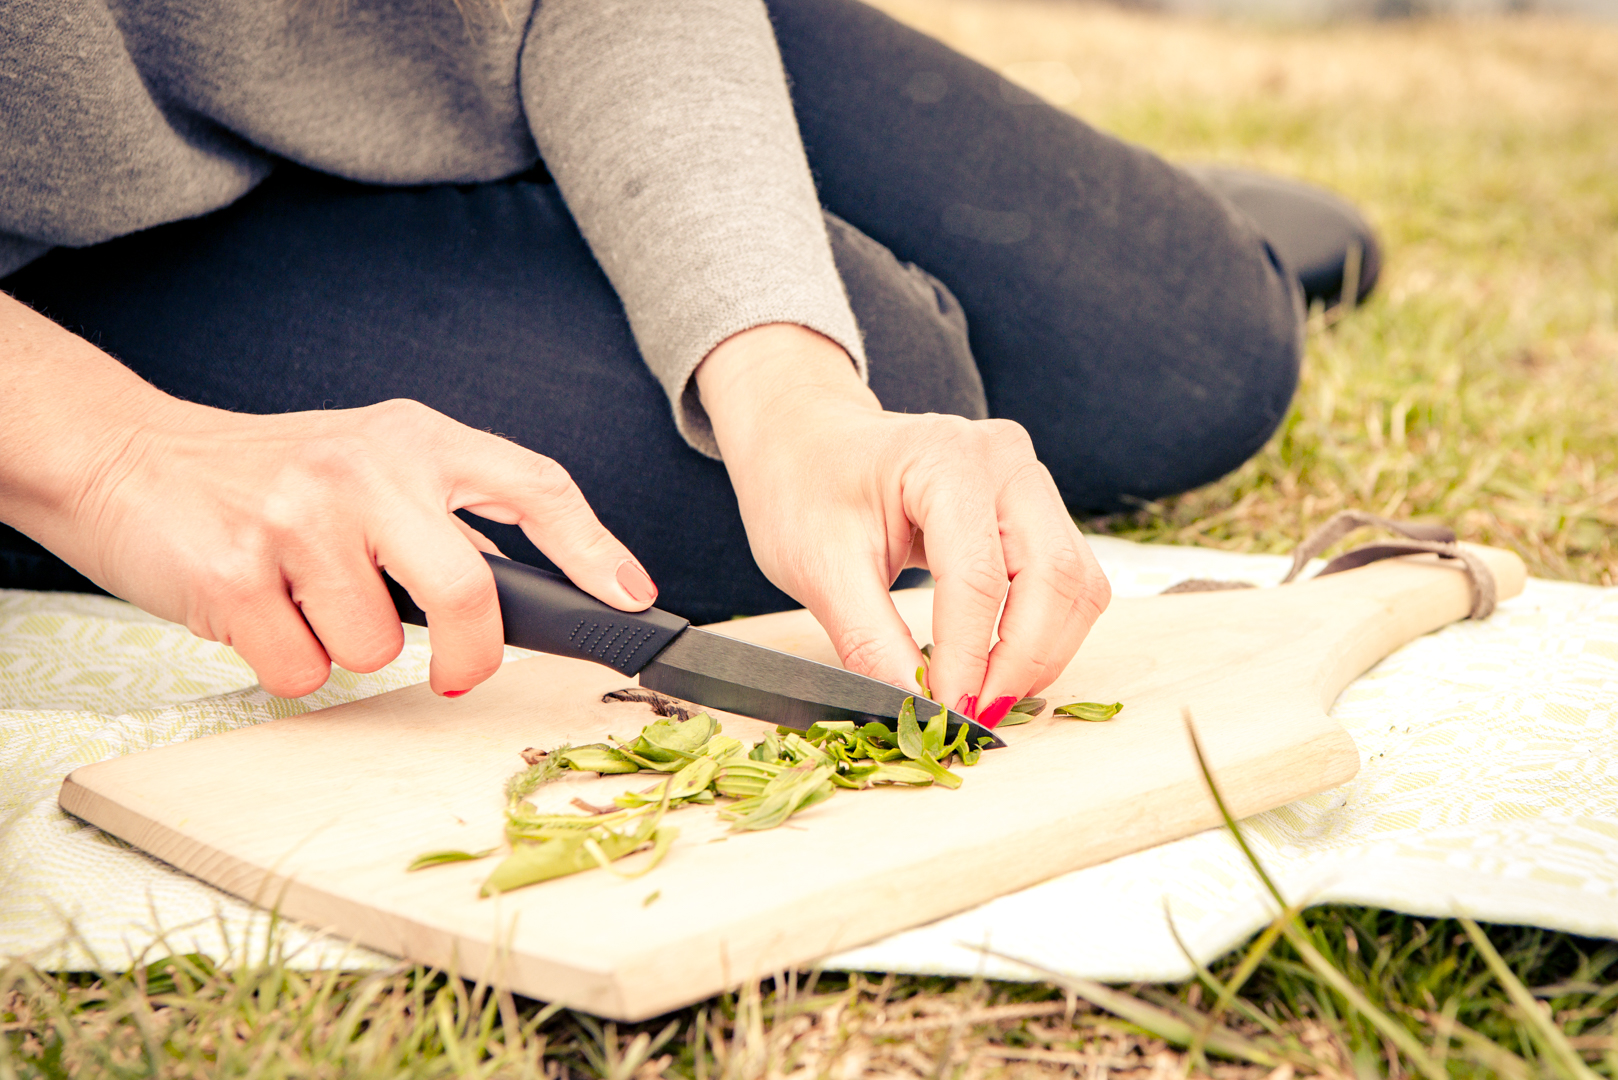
[5,2,1618,1076]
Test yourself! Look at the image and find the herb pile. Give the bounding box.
[411,691,1122,897]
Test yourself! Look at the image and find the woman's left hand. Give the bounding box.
[696,324,1110,725]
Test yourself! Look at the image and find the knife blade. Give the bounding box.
[387,554,1005,749]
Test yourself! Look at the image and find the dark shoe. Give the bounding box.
[1186,164,1382,310]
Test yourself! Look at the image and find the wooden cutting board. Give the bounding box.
[60,545,1524,1020]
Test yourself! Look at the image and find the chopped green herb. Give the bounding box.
[407,848,496,871]
[895,696,925,760]
[995,696,1048,727]
[1054,701,1123,722]
[414,695,1033,896]
[555,744,641,774]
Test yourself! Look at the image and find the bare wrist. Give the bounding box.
[695,324,878,456]
[0,293,182,542]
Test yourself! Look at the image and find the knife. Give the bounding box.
[387,553,1005,749]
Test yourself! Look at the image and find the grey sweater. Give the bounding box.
[0,0,866,457]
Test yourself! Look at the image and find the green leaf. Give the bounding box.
[748,731,783,763]
[895,696,925,760]
[557,744,642,774]
[638,713,719,755]
[857,721,896,746]
[778,731,832,767]
[803,720,858,744]
[482,833,620,894]
[910,753,963,790]
[940,722,982,766]
[723,764,836,831]
[921,699,948,756]
[614,747,692,772]
[407,848,496,871]
[714,760,782,799]
[615,756,719,808]
[700,735,747,762]
[1010,696,1046,715]
[867,761,935,786]
[1054,701,1123,722]
[995,711,1034,727]
[831,762,880,789]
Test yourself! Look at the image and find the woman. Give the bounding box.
[0,0,1370,726]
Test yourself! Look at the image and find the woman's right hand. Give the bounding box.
[1,292,655,698]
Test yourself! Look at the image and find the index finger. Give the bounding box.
[441,428,658,613]
[906,459,1009,717]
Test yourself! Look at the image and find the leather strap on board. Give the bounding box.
[1279,510,1497,619]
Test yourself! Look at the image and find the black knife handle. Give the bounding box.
[387,554,689,675]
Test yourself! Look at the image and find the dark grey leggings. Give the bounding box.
[0,0,1300,624]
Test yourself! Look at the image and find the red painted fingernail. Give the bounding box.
[956,695,978,719]
[616,560,657,605]
[442,689,469,698]
[977,696,1018,728]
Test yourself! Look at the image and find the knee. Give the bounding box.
[1109,253,1302,508]
[1021,213,1304,513]
[824,212,989,420]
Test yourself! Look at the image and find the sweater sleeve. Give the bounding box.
[520,0,866,459]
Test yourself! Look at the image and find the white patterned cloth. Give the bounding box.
[3,538,1615,979]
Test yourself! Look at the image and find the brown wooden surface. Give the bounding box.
[60,545,1524,1019]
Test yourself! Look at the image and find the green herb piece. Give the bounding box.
[907,753,964,789]
[992,697,1048,727]
[830,762,880,789]
[866,761,935,785]
[722,764,836,831]
[615,756,719,809]
[483,794,674,895]
[639,713,720,755]
[407,848,496,871]
[777,731,833,768]
[642,890,661,907]
[713,759,783,800]
[940,721,981,766]
[920,643,933,661]
[1055,701,1123,722]
[556,744,642,774]
[607,712,736,772]
[802,720,858,743]
[747,731,781,763]
[895,696,925,759]
[921,699,950,757]
[700,735,746,761]
[482,828,641,895]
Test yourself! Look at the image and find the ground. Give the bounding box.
[4,2,1617,1076]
